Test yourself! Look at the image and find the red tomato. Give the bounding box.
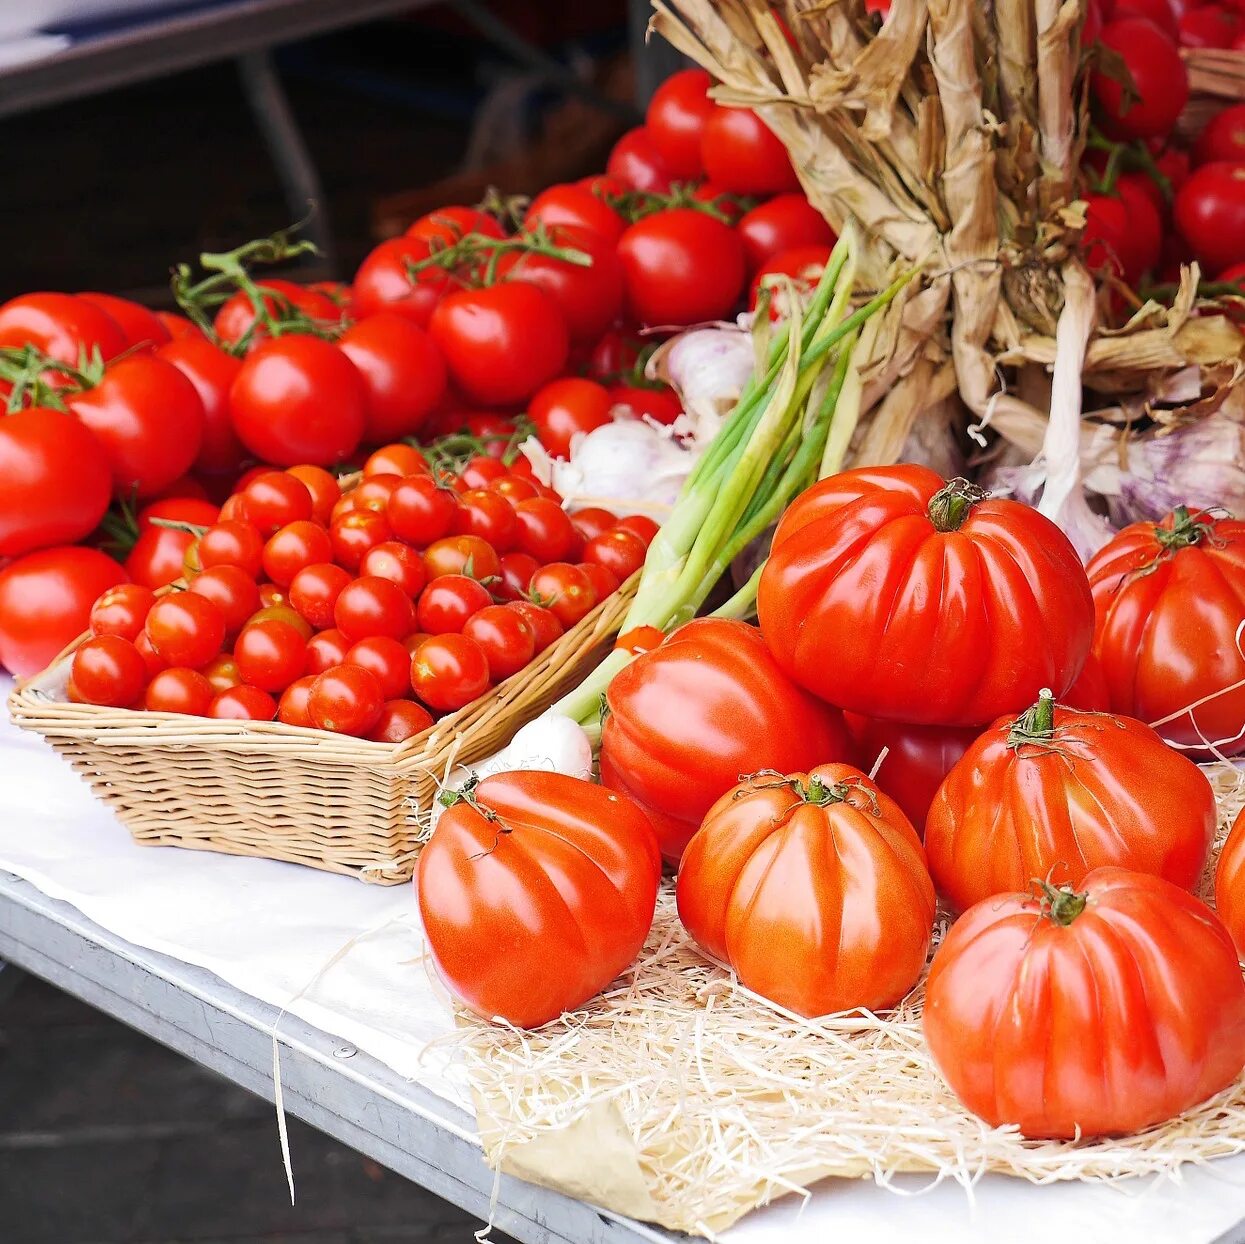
[198,519,264,578]
[188,565,260,636]
[461,604,536,680]
[68,355,205,498]
[351,475,402,515]
[422,535,501,583]
[605,126,674,193]
[645,68,715,180]
[757,467,1095,726]
[0,292,127,368]
[145,593,225,669]
[125,497,220,589]
[844,714,976,830]
[213,279,342,347]
[368,699,434,743]
[677,764,935,1017]
[71,635,146,707]
[495,551,540,602]
[1087,506,1245,754]
[600,619,851,861]
[569,507,616,542]
[736,195,836,273]
[608,383,683,425]
[1114,0,1178,37]
[338,313,447,443]
[583,527,646,582]
[156,337,247,476]
[1195,103,1245,166]
[201,653,241,693]
[586,326,645,383]
[285,464,340,526]
[156,311,199,341]
[330,509,393,572]
[335,576,417,642]
[1216,806,1245,956]
[239,471,313,536]
[614,514,660,545]
[277,674,317,727]
[529,377,612,458]
[1174,162,1245,273]
[304,627,351,675]
[1064,648,1110,710]
[617,209,746,326]
[387,474,459,547]
[458,456,508,490]
[923,868,1245,1138]
[1081,192,1130,278]
[342,636,411,701]
[308,665,384,736]
[1179,5,1239,45]
[0,407,111,558]
[429,283,569,406]
[262,520,333,587]
[360,541,427,599]
[926,691,1216,912]
[145,667,213,715]
[364,443,427,478]
[489,476,537,505]
[748,243,834,316]
[234,618,307,692]
[700,106,799,195]
[77,292,170,351]
[510,498,577,563]
[1113,174,1164,280]
[134,630,167,679]
[406,205,505,247]
[509,600,563,652]
[577,561,619,602]
[1093,18,1188,140]
[410,633,491,711]
[529,563,597,628]
[525,183,625,247]
[417,574,492,634]
[208,685,277,721]
[90,583,156,641]
[352,237,456,327]
[451,489,518,552]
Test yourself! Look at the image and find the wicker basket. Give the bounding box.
[9,576,637,884]
[1180,48,1245,141]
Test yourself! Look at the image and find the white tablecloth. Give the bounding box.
[3,676,1245,1244]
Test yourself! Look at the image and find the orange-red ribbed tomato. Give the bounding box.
[925,691,1216,913]
[599,618,851,863]
[924,868,1245,1138]
[1087,506,1245,756]
[757,466,1094,726]
[417,772,661,1028]
[677,764,935,1017]
[1216,808,1245,959]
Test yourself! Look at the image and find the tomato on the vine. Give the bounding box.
[699,105,800,195]
[78,292,170,352]
[736,194,836,273]
[352,237,458,327]
[406,205,505,247]
[525,183,626,247]
[605,126,674,193]
[645,67,714,180]
[338,312,446,443]
[0,292,127,368]
[213,279,342,346]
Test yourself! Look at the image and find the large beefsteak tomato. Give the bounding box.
[1216,807,1245,959]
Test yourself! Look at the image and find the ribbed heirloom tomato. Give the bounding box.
[925,690,1216,913]
[757,466,1094,726]
[678,765,935,1018]
[417,771,661,1028]
[1216,808,1245,958]
[924,869,1245,1138]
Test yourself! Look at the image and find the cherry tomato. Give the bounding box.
[489,476,537,505]
[234,618,308,692]
[422,534,501,582]
[459,604,536,680]
[188,565,260,636]
[239,471,314,536]
[339,312,447,443]
[335,575,417,642]
[90,584,156,641]
[1114,174,1164,280]
[360,541,427,598]
[156,336,247,476]
[529,377,612,458]
[586,325,645,382]
[451,489,518,552]
[645,67,714,180]
[577,561,619,603]
[495,551,540,602]
[255,585,293,612]
[144,667,213,715]
[583,527,646,582]
[229,336,366,467]
[460,456,509,490]
[416,575,492,634]
[569,507,618,542]
[605,126,674,193]
[125,498,220,589]
[155,311,199,341]
[198,519,264,578]
[530,563,597,628]
[1174,162,1245,273]
[1114,0,1178,37]
[525,183,625,247]
[1179,5,1239,46]
[134,629,167,679]
[202,653,242,693]
[285,464,341,525]
[508,600,563,652]
[509,497,575,562]
[1092,18,1188,141]
[343,635,412,700]
[330,509,392,571]
[145,593,225,669]
[0,292,127,369]
[308,665,384,736]
[387,474,458,548]
[406,205,505,247]
[359,478,406,516]
[368,699,434,743]
[261,520,333,588]
[364,443,428,478]
[76,292,170,351]
[410,634,491,711]
[607,383,683,425]
[71,635,146,707]
[614,514,660,545]
[352,236,457,327]
[699,106,799,195]
[736,194,836,272]
[1195,104,1245,167]
[749,244,835,316]
[213,279,343,346]
[304,627,352,675]
[208,685,277,721]
[277,674,318,727]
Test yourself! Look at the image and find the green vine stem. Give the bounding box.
[1038,879,1088,927]
[406,225,592,288]
[927,477,989,532]
[1007,688,1057,749]
[1155,505,1219,552]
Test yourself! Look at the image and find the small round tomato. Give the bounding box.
[246,602,309,637]
[458,455,508,490]
[583,527,646,582]
[329,509,392,572]
[188,565,261,636]
[145,593,225,668]
[508,600,563,653]
[526,183,625,247]
[239,472,314,536]
[363,444,425,478]
[614,514,659,546]
[285,464,341,525]
[508,498,574,563]
[569,508,617,542]
[1180,5,1239,46]
[304,627,352,675]
[422,534,501,582]
[360,541,427,599]
[213,279,342,346]
[125,498,220,589]
[77,292,170,351]
[0,292,127,368]
[605,125,674,193]
[352,236,456,327]
[387,474,459,547]
[406,205,505,247]
[71,635,146,707]
[90,584,156,641]
[451,489,518,552]
[645,67,714,180]
[339,312,447,443]
[1175,162,1245,274]
[1217,808,1245,957]
[334,575,417,642]
[197,519,264,578]
[1195,104,1245,167]
[489,476,537,505]
[208,685,277,721]
[201,653,242,693]
[277,674,318,727]
[145,667,213,715]
[529,377,612,458]
[462,603,535,680]
[343,635,412,700]
[530,562,597,628]
[135,630,168,679]
[308,665,384,736]
[495,551,540,602]
[368,699,434,743]
[577,561,619,602]
[261,520,334,588]
[749,244,834,316]
[736,194,836,272]
[233,618,307,692]
[1092,18,1188,141]
[417,575,492,634]
[608,383,683,425]
[411,633,491,711]
[157,337,247,476]
[699,105,799,195]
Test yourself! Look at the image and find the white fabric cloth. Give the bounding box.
[3,676,1245,1242]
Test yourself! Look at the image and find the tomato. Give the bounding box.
[0,546,126,677]
[583,527,646,582]
[198,519,264,578]
[525,183,625,247]
[1216,807,1245,957]
[1115,174,1164,281]
[213,280,342,347]
[261,520,333,588]
[411,633,491,710]
[605,126,674,193]
[304,627,351,675]
[748,243,835,316]
[577,561,619,602]
[233,618,307,692]
[1114,0,1178,36]
[338,313,447,443]
[144,667,213,715]
[1064,647,1110,710]
[429,284,569,407]
[461,603,536,680]
[187,565,260,636]
[0,293,127,368]
[0,406,111,558]
[505,498,574,563]
[586,326,644,382]
[614,514,659,546]
[617,209,746,327]
[1087,506,1245,754]
[758,467,1094,726]
[454,456,505,491]
[330,509,393,571]
[341,635,409,701]
[645,67,715,180]
[285,464,340,526]
[208,685,277,721]
[202,653,242,693]
[700,106,799,195]
[364,443,427,478]
[277,674,317,727]
[1093,18,1188,141]
[90,584,156,641]
[308,665,384,736]
[1081,191,1129,278]
[1180,5,1239,45]
[68,355,204,498]
[529,563,597,628]
[71,635,146,707]
[407,205,505,247]
[239,471,313,536]
[418,770,659,1027]
[387,474,458,547]
[736,194,836,273]
[926,690,1216,912]
[358,541,426,600]
[569,507,616,542]
[529,377,612,458]
[125,497,220,589]
[368,699,434,743]
[335,575,417,642]
[145,593,225,669]
[489,476,536,505]
[600,619,851,861]
[416,574,492,634]
[508,600,562,652]
[77,292,169,352]
[155,337,247,476]
[923,868,1245,1138]
[1195,103,1245,166]
[134,630,167,679]
[678,764,934,1017]
[451,489,518,552]
[352,237,456,327]
[422,534,501,582]
[490,551,536,603]
[156,311,199,341]
[1174,162,1245,273]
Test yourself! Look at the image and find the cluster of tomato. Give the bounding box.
[67,444,656,740]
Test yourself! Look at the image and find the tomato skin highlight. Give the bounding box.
[144,667,213,716]
[923,868,1245,1139]
[308,665,384,737]
[605,126,674,193]
[368,699,434,743]
[208,685,277,721]
[0,292,128,367]
[90,584,156,642]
